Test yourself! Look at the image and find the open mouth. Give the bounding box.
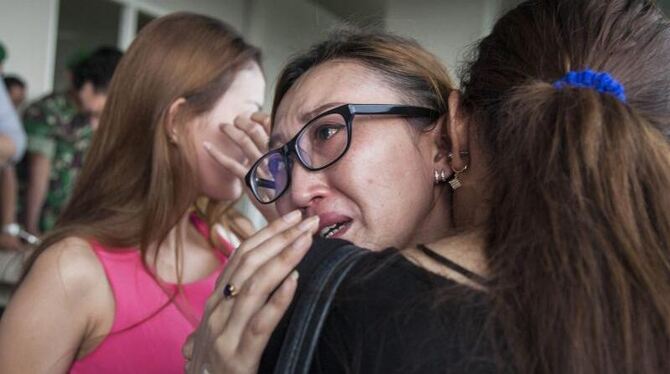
[318,220,352,239]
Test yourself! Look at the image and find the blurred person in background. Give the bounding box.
[1,75,28,249]
[19,46,122,235]
[0,42,27,249]
[0,41,26,168]
[3,76,26,109]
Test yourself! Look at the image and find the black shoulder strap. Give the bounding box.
[273,244,367,374]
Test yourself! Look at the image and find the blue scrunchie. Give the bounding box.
[553,69,626,103]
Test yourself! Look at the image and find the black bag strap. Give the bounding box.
[273,244,366,374]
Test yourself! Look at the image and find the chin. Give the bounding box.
[337,231,382,252]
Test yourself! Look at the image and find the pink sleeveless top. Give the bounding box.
[70,215,233,373]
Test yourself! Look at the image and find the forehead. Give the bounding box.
[271,60,402,146]
[227,63,266,103]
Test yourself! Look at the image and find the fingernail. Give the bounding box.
[203,141,212,150]
[214,224,225,238]
[282,210,301,223]
[298,216,319,231]
[290,270,299,281]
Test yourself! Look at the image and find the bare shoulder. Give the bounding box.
[0,237,113,371]
[25,236,108,300]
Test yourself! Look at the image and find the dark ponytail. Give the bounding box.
[459,1,670,373]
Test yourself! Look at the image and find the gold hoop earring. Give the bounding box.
[446,164,468,190]
[446,151,469,190]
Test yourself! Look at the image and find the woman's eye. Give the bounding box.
[314,124,343,141]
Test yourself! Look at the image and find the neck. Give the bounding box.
[144,212,213,283]
[427,228,488,278]
[409,186,455,246]
[425,174,493,277]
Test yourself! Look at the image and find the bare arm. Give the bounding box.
[24,152,51,234]
[0,135,16,165]
[0,166,20,248]
[0,238,107,373]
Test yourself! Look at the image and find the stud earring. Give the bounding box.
[433,169,449,185]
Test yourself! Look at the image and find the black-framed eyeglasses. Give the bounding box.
[244,104,440,204]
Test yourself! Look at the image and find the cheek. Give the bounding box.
[348,130,428,201]
[342,132,433,244]
[190,127,244,201]
[275,198,293,215]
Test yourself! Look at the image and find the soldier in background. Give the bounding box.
[19,47,122,235]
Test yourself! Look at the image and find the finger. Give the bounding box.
[207,210,303,307]
[221,122,264,162]
[204,141,249,179]
[250,111,271,133]
[229,210,302,259]
[222,232,313,343]
[213,216,318,303]
[237,270,298,363]
[233,116,270,154]
[206,217,316,339]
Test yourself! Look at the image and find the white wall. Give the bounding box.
[0,0,248,99]
[235,0,343,228]
[0,0,59,100]
[386,0,503,80]
[246,0,343,109]
[118,0,247,31]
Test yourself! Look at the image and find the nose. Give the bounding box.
[279,161,329,214]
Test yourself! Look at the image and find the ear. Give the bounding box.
[166,98,187,144]
[445,90,469,171]
[430,114,450,171]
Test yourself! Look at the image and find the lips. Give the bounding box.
[315,212,353,239]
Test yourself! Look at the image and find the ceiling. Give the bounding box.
[312,0,670,22]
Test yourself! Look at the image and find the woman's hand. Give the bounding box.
[204,112,279,221]
[184,210,319,374]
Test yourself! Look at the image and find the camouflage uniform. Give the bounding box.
[19,92,92,232]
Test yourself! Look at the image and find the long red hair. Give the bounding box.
[26,12,260,275]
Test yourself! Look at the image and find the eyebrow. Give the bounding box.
[269,102,345,149]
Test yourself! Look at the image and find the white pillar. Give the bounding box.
[118,4,138,50]
[44,0,60,92]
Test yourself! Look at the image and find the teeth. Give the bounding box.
[319,222,345,238]
[319,223,338,238]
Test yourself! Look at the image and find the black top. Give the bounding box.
[260,238,504,374]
